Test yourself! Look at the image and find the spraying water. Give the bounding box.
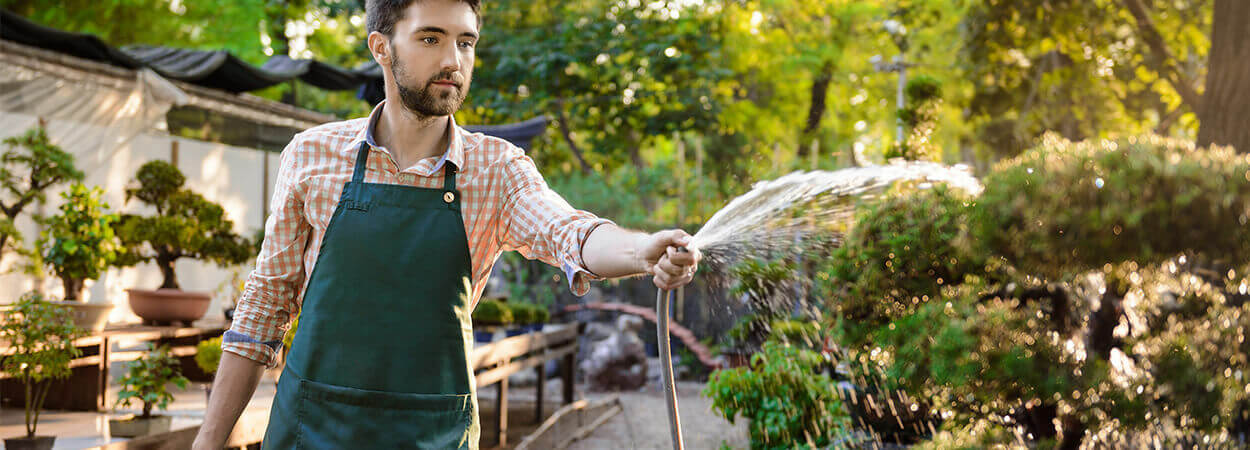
[690,161,982,289]
[654,161,983,450]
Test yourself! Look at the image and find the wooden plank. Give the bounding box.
[470,325,577,369]
[474,343,576,388]
[64,345,199,369]
[514,396,622,450]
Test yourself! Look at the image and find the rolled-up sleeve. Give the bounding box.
[223,141,310,368]
[495,148,613,296]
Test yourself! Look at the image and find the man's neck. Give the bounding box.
[375,102,451,171]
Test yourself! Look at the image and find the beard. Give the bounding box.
[390,55,467,117]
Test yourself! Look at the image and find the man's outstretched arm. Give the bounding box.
[192,352,265,450]
[582,225,701,290]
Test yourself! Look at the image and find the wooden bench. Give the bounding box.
[471,323,582,447]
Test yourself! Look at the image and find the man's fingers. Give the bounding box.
[658,258,684,277]
[667,246,699,266]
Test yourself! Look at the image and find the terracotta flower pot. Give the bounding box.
[3,436,55,450]
[126,288,211,326]
[109,414,172,437]
[48,301,114,331]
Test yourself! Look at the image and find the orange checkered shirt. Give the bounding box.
[223,101,611,367]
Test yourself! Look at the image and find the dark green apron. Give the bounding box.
[262,141,479,449]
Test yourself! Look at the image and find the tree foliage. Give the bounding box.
[0,291,86,438]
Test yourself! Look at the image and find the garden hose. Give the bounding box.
[656,287,685,450]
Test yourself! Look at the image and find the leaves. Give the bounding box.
[114,345,191,418]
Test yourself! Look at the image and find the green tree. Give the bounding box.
[0,125,84,268]
[113,160,253,290]
[0,291,86,439]
[39,183,121,301]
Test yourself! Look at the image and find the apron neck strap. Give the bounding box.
[351,141,370,184]
[443,163,457,191]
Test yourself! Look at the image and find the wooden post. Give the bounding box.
[809,138,819,170]
[675,131,686,227]
[535,363,546,422]
[171,139,180,166]
[97,337,109,411]
[694,137,704,218]
[562,352,575,404]
[496,377,509,446]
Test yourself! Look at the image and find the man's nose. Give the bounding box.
[440,45,461,75]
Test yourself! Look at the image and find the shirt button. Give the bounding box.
[443,192,455,203]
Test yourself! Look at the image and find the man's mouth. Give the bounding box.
[431,80,459,88]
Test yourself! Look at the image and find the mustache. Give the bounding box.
[428,72,464,87]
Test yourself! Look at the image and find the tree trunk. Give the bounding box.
[156,254,180,290]
[61,276,84,302]
[1197,0,1250,153]
[801,62,834,159]
[553,102,592,174]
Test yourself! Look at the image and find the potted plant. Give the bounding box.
[507,302,535,337]
[1,291,87,450]
[39,183,120,331]
[109,345,190,437]
[195,336,223,401]
[0,124,84,269]
[472,299,513,343]
[112,160,253,325]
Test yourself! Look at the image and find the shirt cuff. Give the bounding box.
[221,329,282,369]
[561,218,615,296]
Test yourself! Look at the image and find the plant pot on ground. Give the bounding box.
[1,291,87,450]
[112,160,254,325]
[109,345,189,438]
[40,183,121,331]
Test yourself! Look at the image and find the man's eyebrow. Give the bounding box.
[414,26,478,39]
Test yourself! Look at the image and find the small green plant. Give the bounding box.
[39,183,120,301]
[112,160,253,290]
[510,302,537,325]
[472,299,513,325]
[0,291,86,439]
[195,337,223,375]
[114,345,190,418]
[705,341,850,449]
[0,125,84,267]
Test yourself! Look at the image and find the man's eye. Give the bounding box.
[458,41,475,49]
[422,37,438,44]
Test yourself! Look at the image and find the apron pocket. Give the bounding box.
[295,375,473,450]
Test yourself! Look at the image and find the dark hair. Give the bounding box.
[367,0,482,37]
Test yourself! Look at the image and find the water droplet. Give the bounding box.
[1095,177,1105,188]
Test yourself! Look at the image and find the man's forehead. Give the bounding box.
[395,0,479,34]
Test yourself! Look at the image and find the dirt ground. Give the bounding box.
[568,380,749,450]
[475,359,748,450]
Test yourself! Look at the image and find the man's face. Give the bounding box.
[384,0,478,117]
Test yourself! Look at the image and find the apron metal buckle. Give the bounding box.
[443,192,455,203]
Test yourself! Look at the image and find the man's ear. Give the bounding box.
[367,31,391,66]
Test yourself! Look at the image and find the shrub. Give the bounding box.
[705,341,850,449]
[195,337,223,375]
[816,134,1250,447]
[472,299,513,325]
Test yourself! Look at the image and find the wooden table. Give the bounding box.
[472,323,582,447]
[0,321,228,411]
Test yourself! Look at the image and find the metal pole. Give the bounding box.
[896,63,906,144]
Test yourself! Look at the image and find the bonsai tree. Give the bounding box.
[472,299,513,326]
[112,160,252,290]
[39,183,120,301]
[195,336,223,375]
[816,134,1250,447]
[115,345,190,419]
[0,291,86,441]
[0,124,83,267]
[510,302,536,326]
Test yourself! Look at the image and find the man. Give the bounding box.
[192,0,700,448]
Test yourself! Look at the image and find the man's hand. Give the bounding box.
[639,230,702,290]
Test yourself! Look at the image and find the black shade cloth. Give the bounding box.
[1,9,143,68]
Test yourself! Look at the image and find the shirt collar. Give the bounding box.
[349,100,467,175]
